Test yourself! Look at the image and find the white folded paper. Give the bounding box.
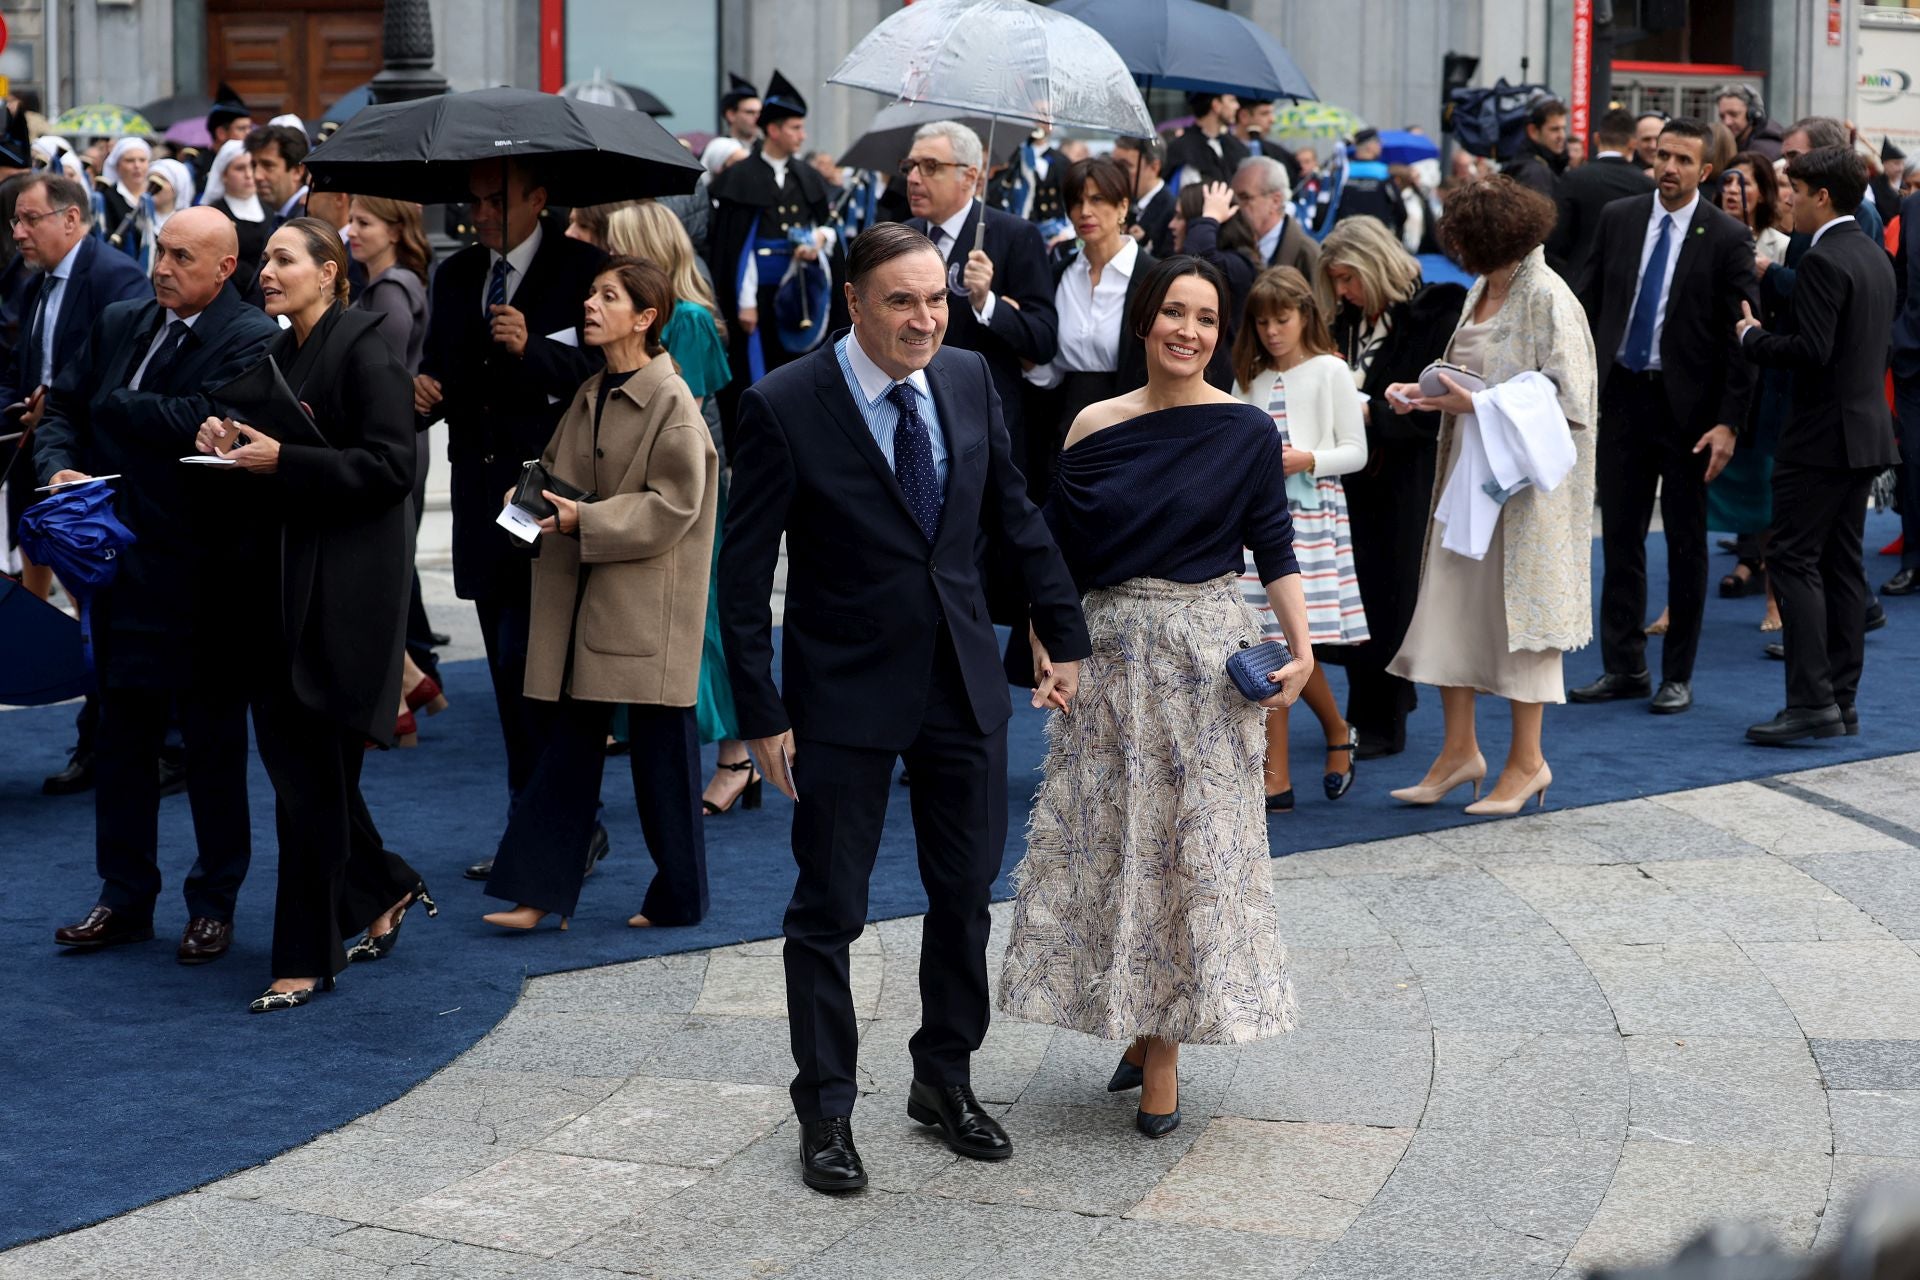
[496,502,542,543]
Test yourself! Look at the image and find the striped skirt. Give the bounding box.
[1239,475,1370,645]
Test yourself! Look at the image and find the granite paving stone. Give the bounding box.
[1286,946,1430,1031]
[1573,942,1803,1037]
[1492,864,1731,944]
[516,954,709,1014]
[1274,834,1474,878]
[1129,1119,1412,1238]
[1812,1038,1920,1089]
[779,1197,1104,1280]
[1338,871,1562,947]
[1827,1089,1920,1157]
[1622,1035,1830,1153]
[1647,858,1894,943]
[923,1101,1207,1215]
[995,1221,1326,1280]
[1296,1228,1567,1280]
[1015,1027,1239,1114]
[638,1014,802,1087]
[1795,851,1920,940]
[1786,759,1920,832]
[560,1211,826,1279]
[454,1010,687,1077]
[1651,782,1907,857]
[1423,1031,1627,1141]
[360,1066,626,1148]
[1218,1029,1432,1128]
[636,1125,899,1239]
[1405,943,1618,1033]
[212,1125,508,1222]
[1270,876,1396,947]
[1744,940,1920,1038]
[1814,1154,1920,1250]
[1420,810,1618,864]
[1566,1142,1831,1270]
[371,1149,702,1256]
[1540,798,1767,862]
[537,1076,793,1168]
[856,1015,1055,1104]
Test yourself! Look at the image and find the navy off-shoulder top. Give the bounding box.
[1043,401,1298,594]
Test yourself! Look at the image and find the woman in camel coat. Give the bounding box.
[482,257,719,933]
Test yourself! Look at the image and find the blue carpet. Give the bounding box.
[3,514,1916,1248]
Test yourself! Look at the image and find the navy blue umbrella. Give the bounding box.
[0,577,88,705]
[1049,0,1315,102]
[15,482,136,670]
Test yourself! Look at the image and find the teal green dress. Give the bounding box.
[613,303,738,748]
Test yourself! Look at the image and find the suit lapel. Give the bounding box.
[924,354,981,555]
[811,345,919,528]
[1669,198,1714,289]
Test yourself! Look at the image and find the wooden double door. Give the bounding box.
[208,0,383,124]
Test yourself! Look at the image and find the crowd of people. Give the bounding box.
[3,69,1912,1195]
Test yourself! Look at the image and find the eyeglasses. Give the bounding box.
[898,157,971,179]
[10,206,74,229]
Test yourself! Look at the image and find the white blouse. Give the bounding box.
[1025,237,1139,389]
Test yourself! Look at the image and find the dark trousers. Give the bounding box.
[252,683,419,978]
[474,594,535,815]
[404,435,440,684]
[785,629,1007,1123]
[93,684,251,921]
[486,697,707,923]
[1896,375,1920,571]
[1597,368,1712,683]
[1335,441,1435,750]
[1769,462,1876,711]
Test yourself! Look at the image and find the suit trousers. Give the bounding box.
[784,626,1008,1123]
[474,593,536,817]
[1768,462,1876,711]
[252,681,420,978]
[1597,367,1712,683]
[1896,375,1920,572]
[485,697,708,924]
[94,683,252,921]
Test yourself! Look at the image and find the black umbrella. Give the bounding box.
[138,92,215,130]
[304,87,703,206]
[840,100,1024,173]
[615,84,673,117]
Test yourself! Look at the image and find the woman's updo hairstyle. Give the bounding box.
[600,255,676,357]
[280,215,352,307]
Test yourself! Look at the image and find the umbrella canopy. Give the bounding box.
[1270,100,1368,144]
[0,577,88,706]
[615,84,673,117]
[558,76,673,117]
[1378,129,1440,165]
[52,103,153,139]
[165,119,212,149]
[138,93,214,130]
[829,0,1152,136]
[304,87,703,206]
[840,100,1025,173]
[15,484,136,598]
[1048,0,1314,102]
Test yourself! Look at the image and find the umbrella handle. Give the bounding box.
[976,117,997,256]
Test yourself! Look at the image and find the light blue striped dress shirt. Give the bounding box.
[835,334,949,490]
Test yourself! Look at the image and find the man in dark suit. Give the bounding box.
[1167,92,1249,192]
[1503,98,1571,199]
[4,172,151,794]
[1889,187,1920,597]
[1547,108,1655,281]
[1738,147,1901,743]
[35,208,279,959]
[901,120,1058,508]
[1572,117,1758,715]
[243,124,311,228]
[1232,155,1320,277]
[720,223,1088,1194]
[1113,135,1175,256]
[414,160,605,877]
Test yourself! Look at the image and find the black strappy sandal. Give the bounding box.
[703,759,762,816]
[1324,727,1358,800]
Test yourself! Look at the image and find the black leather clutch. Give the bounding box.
[511,460,595,521]
[1227,638,1294,702]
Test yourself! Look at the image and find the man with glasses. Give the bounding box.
[2,173,150,796]
[900,121,1057,506]
[1231,154,1319,276]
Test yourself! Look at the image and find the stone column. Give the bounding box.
[371,0,450,105]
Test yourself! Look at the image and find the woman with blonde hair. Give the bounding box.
[604,201,753,819]
[1231,267,1368,809]
[1312,216,1466,761]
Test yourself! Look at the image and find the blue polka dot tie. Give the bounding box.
[886,381,942,544]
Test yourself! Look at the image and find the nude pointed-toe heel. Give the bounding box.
[1463,763,1553,817]
[1389,753,1488,806]
[482,905,569,932]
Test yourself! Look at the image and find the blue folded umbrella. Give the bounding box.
[0,577,88,705]
[1377,129,1440,166]
[16,482,136,670]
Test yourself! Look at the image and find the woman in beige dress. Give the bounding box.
[1383,176,1598,815]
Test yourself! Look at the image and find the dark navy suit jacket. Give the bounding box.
[3,232,152,409]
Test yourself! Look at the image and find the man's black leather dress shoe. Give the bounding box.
[1764,641,1785,660]
[1353,731,1404,761]
[54,905,153,949]
[1568,671,1651,703]
[177,916,232,964]
[465,858,493,880]
[907,1080,1013,1161]
[1886,568,1919,596]
[43,750,94,796]
[157,751,188,798]
[1650,681,1693,714]
[1841,705,1860,736]
[1747,705,1845,745]
[800,1117,867,1193]
[1867,602,1888,632]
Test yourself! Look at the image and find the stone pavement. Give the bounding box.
[7,753,1920,1280]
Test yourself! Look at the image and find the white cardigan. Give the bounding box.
[1232,353,1369,478]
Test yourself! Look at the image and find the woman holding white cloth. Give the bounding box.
[1382,176,1597,816]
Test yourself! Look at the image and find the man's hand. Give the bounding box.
[1754,254,1772,279]
[413,374,444,416]
[19,385,47,429]
[489,304,528,357]
[963,249,995,312]
[1695,424,1737,483]
[746,730,799,801]
[195,415,239,455]
[1200,180,1236,224]
[794,243,821,264]
[1736,299,1764,341]
[48,468,89,487]
[218,426,282,474]
[738,307,758,336]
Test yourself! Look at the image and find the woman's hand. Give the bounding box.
[1281,446,1315,477]
[1029,631,1076,712]
[1200,181,1237,224]
[536,491,579,535]
[217,427,280,474]
[1259,655,1314,708]
[1410,372,1475,418]
[1383,382,1420,415]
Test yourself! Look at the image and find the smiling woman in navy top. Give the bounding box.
[998,254,1312,1143]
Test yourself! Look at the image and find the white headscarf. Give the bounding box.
[268,113,306,132]
[104,136,151,201]
[201,139,265,222]
[701,136,744,176]
[31,135,71,168]
[149,158,195,228]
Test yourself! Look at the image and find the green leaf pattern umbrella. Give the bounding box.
[1269,101,1367,144]
[51,104,154,138]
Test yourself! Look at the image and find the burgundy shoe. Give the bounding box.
[54,906,154,950]
[177,916,233,964]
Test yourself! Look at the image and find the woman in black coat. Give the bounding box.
[195,217,429,1013]
[1314,217,1466,761]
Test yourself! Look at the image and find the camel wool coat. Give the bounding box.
[524,355,718,707]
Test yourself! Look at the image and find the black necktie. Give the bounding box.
[25,277,55,381]
[886,381,942,543]
[138,320,191,391]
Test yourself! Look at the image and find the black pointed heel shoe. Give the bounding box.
[703,759,763,816]
[1266,789,1295,813]
[248,975,335,1014]
[1107,1054,1144,1093]
[1323,727,1357,800]
[1137,1085,1181,1139]
[347,880,438,964]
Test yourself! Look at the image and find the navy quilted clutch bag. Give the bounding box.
[1227,638,1293,701]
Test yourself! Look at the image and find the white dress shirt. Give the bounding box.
[1026,237,1139,388]
[928,200,996,325]
[1256,215,1284,264]
[35,238,86,387]
[1810,214,1856,248]
[1617,190,1698,371]
[839,331,949,488]
[483,219,544,315]
[128,309,204,391]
